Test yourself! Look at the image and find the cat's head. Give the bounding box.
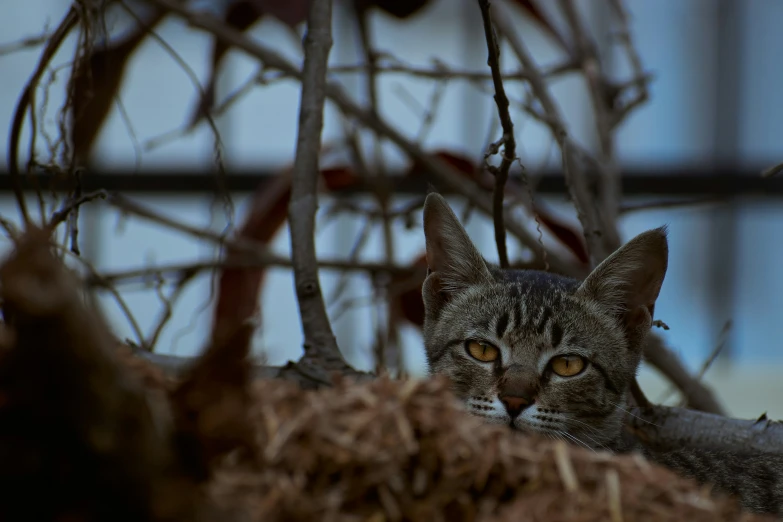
[420,193,668,449]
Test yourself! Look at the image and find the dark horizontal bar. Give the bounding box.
[2,167,782,196]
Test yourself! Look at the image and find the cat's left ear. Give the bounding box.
[576,226,668,332]
[422,192,492,290]
[421,193,493,317]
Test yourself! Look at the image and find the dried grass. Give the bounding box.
[192,375,770,522]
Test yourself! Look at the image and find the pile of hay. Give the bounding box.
[189,374,767,522]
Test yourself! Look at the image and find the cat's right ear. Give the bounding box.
[422,193,492,314]
[576,226,669,340]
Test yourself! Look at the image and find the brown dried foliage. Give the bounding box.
[137,365,769,522]
[0,228,198,522]
[70,10,166,164]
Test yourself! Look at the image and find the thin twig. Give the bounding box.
[327,60,577,82]
[656,321,732,407]
[52,244,147,349]
[144,270,198,351]
[692,321,732,381]
[643,334,726,415]
[0,32,52,56]
[48,189,108,228]
[607,0,650,129]
[762,162,783,178]
[354,2,398,373]
[287,0,346,369]
[478,0,516,268]
[628,378,651,409]
[325,217,374,307]
[619,196,724,214]
[85,252,411,289]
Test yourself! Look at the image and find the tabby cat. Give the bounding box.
[420,192,783,516]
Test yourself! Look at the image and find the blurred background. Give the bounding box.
[1,0,782,418]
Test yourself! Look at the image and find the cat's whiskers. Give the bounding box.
[524,408,609,453]
[558,417,613,453]
[605,400,661,428]
[555,429,597,453]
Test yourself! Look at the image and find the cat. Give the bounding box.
[419,192,783,516]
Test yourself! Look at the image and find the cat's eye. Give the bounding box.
[550,355,586,377]
[466,340,499,363]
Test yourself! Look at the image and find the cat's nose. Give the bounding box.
[500,395,531,418]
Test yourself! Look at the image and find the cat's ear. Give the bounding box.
[576,226,668,332]
[422,193,492,312]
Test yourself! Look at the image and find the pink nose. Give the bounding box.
[500,395,531,417]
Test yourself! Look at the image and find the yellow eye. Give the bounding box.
[466,341,499,363]
[550,355,586,377]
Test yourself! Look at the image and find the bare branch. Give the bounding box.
[288,0,346,370]
[762,162,783,178]
[327,59,578,83]
[629,405,783,455]
[478,0,516,268]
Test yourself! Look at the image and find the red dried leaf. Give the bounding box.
[321,166,366,191]
[210,160,361,345]
[211,172,292,347]
[406,149,494,189]
[170,321,256,485]
[70,12,165,164]
[509,0,570,51]
[431,150,479,179]
[532,201,590,265]
[252,0,311,26]
[355,0,431,19]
